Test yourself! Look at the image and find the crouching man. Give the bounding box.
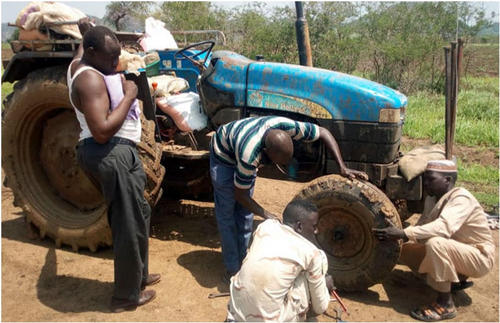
[373,160,495,322]
[226,200,334,322]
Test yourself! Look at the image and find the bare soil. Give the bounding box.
[2,176,499,322]
[401,137,499,168]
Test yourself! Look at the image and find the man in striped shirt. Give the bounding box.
[209,116,367,281]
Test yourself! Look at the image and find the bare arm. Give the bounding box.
[234,187,281,221]
[319,127,368,180]
[74,72,137,143]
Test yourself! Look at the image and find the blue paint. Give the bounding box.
[247,62,407,122]
[156,49,210,92]
[154,50,408,123]
[204,51,252,106]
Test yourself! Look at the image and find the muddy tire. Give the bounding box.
[293,174,402,291]
[2,66,165,251]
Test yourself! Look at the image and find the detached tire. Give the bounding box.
[293,174,402,291]
[2,66,165,251]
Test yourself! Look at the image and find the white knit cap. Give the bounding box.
[425,160,457,173]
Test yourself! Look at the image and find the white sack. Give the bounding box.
[158,92,207,132]
[140,17,178,51]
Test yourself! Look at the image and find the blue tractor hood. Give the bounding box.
[201,51,407,123]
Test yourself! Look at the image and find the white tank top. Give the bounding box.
[67,60,142,143]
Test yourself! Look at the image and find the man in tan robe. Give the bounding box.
[373,160,495,322]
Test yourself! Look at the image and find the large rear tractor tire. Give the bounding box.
[293,174,402,291]
[2,66,165,251]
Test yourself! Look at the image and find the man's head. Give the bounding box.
[82,26,121,75]
[423,160,457,197]
[262,129,294,168]
[283,199,319,244]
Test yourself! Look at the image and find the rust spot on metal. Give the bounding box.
[221,55,251,67]
[262,67,273,75]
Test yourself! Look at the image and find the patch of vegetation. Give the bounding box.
[1,67,14,107]
[457,160,499,213]
[403,76,499,147]
[1,81,13,105]
[403,75,498,213]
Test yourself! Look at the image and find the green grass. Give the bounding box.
[457,160,499,213]
[1,67,14,106]
[403,76,499,213]
[403,76,499,148]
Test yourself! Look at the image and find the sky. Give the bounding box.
[1,0,499,23]
[1,1,295,22]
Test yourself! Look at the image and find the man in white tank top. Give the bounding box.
[69,18,159,313]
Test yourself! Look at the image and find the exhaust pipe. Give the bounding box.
[295,2,313,67]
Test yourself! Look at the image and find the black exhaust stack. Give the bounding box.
[295,2,313,67]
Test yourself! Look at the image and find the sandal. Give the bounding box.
[410,303,457,322]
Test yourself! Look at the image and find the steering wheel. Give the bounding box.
[174,40,215,72]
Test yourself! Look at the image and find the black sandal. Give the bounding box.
[451,280,473,292]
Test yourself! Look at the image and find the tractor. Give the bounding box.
[2,10,425,291]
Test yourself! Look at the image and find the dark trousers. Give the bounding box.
[77,138,151,302]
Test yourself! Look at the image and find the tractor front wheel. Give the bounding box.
[293,174,402,291]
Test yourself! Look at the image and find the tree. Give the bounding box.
[357,2,489,93]
[104,1,155,31]
[213,3,298,63]
[305,2,363,73]
[157,2,220,31]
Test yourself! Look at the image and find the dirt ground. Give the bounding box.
[2,177,499,322]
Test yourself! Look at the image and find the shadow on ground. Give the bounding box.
[342,268,474,316]
[177,250,229,293]
[37,248,113,313]
[151,202,220,248]
[2,216,113,259]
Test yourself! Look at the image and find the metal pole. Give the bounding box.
[444,47,452,160]
[295,1,313,67]
[449,41,459,159]
[457,38,464,90]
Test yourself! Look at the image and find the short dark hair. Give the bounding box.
[83,26,118,51]
[283,199,318,225]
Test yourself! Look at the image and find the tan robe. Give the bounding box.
[227,219,330,322]
[402,187,495,292]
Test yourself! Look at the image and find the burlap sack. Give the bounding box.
[398,145,446,181]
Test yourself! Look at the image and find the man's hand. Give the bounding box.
[372,226,407,241]
[121,74,138,101]
[340,166,369,181]
[325,274,335,293]
[77,17,94,37]
[263,210,282,223]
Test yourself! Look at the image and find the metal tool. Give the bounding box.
[208,292,230,299]
[330,289,349,316]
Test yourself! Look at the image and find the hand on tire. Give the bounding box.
[372,226,406,241]
[340,167,369,181]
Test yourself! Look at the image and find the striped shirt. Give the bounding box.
[211,116,320,189]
